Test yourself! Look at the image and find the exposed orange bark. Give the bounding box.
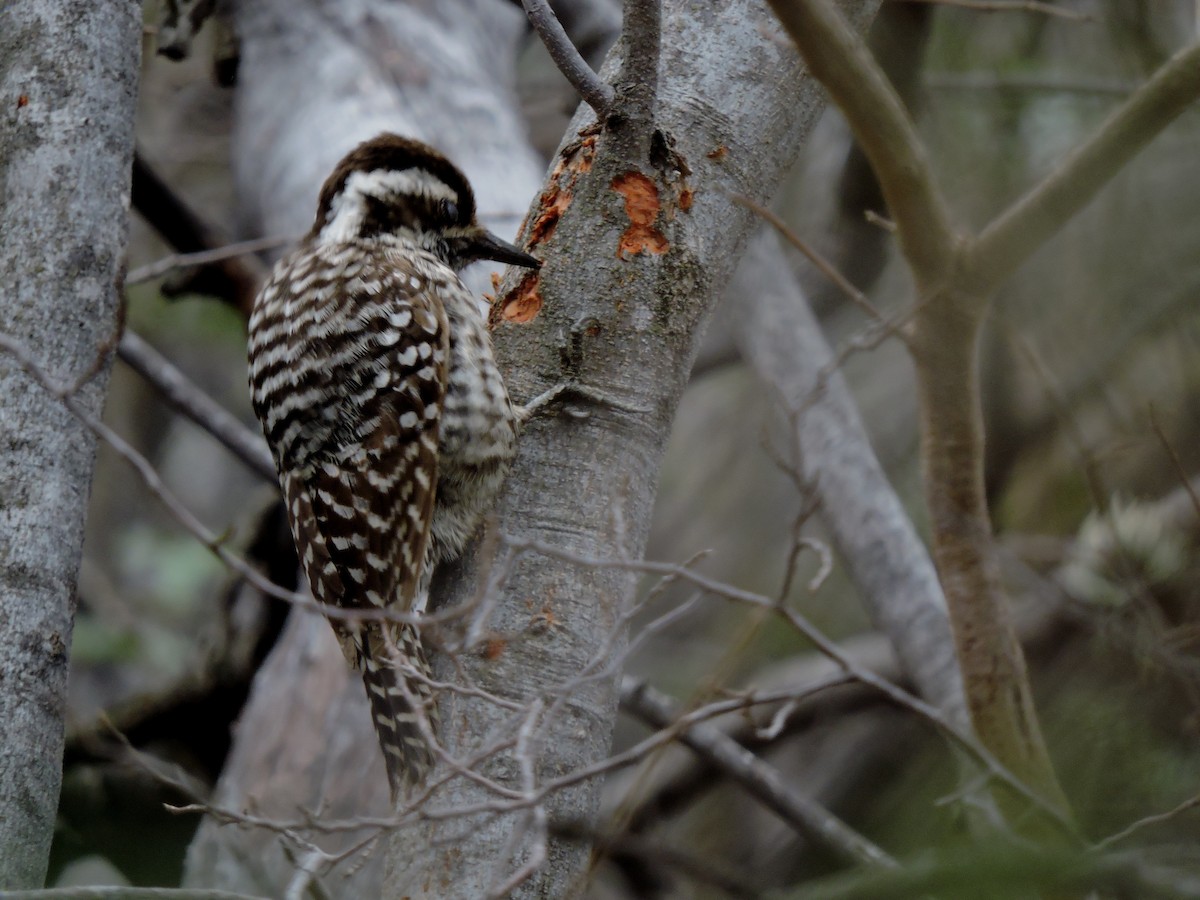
[482,638,507,661]
[495,270,543,325]
[525,131,597,249]
[612,172,669,259]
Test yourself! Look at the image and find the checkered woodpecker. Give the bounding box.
[247,134,540,796]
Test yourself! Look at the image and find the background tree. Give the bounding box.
[0,1,141,889]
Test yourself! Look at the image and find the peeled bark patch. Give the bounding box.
[612,172,669,259]
[526,131,598,248]
[528,183,573,246]
[495,270,543,324]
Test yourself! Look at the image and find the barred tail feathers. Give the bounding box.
[360,623,439,798]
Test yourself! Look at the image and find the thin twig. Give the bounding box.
[621,677,897,868]
[1093,792,1200,851]
[151,670,861,851]
[505,535,1082,843]
[520,0,613,117]
[1147,405,1200,529]
[727,191,886,325]
[894,0,1097,21]
[131,150,266,312]
[486,701,549,898]
[282,848,336,900]
[127,234,294,285]
[117,330,276,482]
[765,0,958,288]
[1007,326,1109,511]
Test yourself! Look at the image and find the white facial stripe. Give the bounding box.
[353,168,458,204]
[318,168,458,244]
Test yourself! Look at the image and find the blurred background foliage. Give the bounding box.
[53,0,1200,895]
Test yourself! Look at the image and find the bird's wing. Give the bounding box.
[285,258,449,656]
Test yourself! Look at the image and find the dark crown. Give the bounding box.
[310,134,476,238]
[309,133,541,272]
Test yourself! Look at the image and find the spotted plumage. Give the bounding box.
[247,134,540,797]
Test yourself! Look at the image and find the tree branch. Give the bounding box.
[763,1,1200,836]
[130,150,266,312]
[730,229,968,729]
[117,330,276,482]
[765,0,959,287]
[969,38,1200,292]
[613,0,661,130]
[127,235,292,286]
[509,537,1080,843]
[520,0,614,116]
[620,677,897,869]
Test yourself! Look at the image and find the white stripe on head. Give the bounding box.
[318,168,459,244]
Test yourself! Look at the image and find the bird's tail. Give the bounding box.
[360,623,439,799]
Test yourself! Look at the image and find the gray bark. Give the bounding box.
[0,0,141,888]
[387,2,883,897]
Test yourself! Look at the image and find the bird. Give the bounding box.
[246,133,541,797]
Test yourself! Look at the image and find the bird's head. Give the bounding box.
[311,133,541,272]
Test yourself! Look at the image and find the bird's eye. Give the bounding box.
[439,198,459,223]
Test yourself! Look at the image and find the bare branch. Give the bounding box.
[730,231,969,729]
[727,193,887,327]
[520,0,614,116]
[508,536,1080,842]
[894,0,1097,20]
[485,702,549,898]
[765,0,959,287]
[1147,407,1200,523]
[1094,793,1200,851]
[117,330,276,482]
[969,39,1200,293]
[131,151,265,312]
[127,235,294,286]
[763,4,1200,832]
[621,677,897,868]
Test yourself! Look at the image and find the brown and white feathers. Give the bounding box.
[247,134,540,796]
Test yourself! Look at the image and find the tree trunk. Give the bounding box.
[386,1,883,896]
[0,0,141,887]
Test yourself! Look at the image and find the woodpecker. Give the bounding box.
[247,134,541,797]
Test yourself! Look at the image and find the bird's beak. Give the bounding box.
[468,227,542,269]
